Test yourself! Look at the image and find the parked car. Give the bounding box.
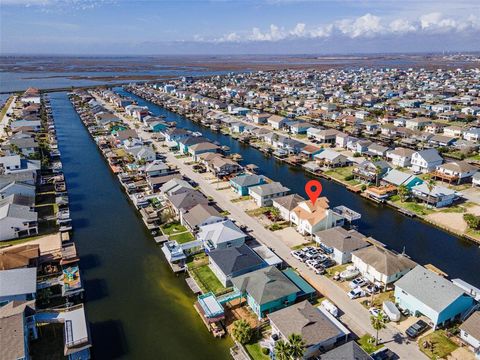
[349,277,368,289]
[304,249,320,259]
[306,259,322,268]
[365,284,381,294]
[405,319,429,339]
[291,250,306,261]
[371,348,397,360]
[314,264,326,275]
[347,287,365,299]
[368,307,386,318]
[321,258,336,268]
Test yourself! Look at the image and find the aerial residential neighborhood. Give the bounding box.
[1,1,480,359]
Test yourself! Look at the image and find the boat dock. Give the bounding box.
[185,277,202,294]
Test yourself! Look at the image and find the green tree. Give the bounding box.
[274,340,291,360]
[370,312,387,346]
[425,177,437,207]
[287,333,305,360]
[269,207,281,222]
[231,319,252,345]
[374,165,383,187]
[397,184,410,203]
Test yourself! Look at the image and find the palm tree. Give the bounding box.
[397,184,409,203]
[287,333,305,360]
[274,340,291,360]
[231,319,252,345]
[370,312,387,346]
[425,177,437,207]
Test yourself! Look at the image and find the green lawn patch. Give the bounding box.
[268,222,289,231]
[231,195,251,203]
[419,330,458,360]
[245,342,270,360]
[357,334,384,354]
[161,222,187,235]
[391,198,434,216]
[186,252,208,268]
[246,207,273,217]
[325,263,350,278]
[190,264,225,294]
[169,231,195,244]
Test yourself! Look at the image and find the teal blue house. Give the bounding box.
[229,174,266,196]
[150,122,168,133]
[394,266,475,329]
[231,266,300,318]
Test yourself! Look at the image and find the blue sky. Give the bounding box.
[1,0,479,54]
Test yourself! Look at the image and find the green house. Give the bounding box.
[231,266,300,318]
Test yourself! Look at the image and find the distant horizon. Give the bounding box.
[1,0,479,55]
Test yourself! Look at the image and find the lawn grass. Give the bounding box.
[325,263,350,278]
[169,231,195,244]
[190,264,225,294]
[291,241,316,250]
[357,334,384,354]
[246,207,273,217]
[231,195,251,203]
[419,330,458,360]
[245,342,270,360]
[324,166,360,185]
[391,198,434,216]
[361,290,395,309]
[186,252,208,268]
[161,222,187,235]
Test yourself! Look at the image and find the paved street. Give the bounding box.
[95,94,428,359]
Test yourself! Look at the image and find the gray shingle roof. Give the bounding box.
[267,300,343,348]
[208,244,265,276]
[230,174,265,187]
[249,182,290,197]
[0,268,37,297]
[232,266,299,305]
[320,341,373,360]
[352,246,417,276]
[315,227,370,252]
[395,265,467,313]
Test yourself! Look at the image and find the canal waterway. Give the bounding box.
[50,91,232,359]
[117,87,480,289]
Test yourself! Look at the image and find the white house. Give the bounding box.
[460,311,480,359]
[386,147,415,168]
[197,219,246,251]
[290,199,344,235]
[248,182,290,207]
[351,246,417,286]
[411,183,456,208]
[272,194,305,221]
[0,203,38,241]
[314,227,370,265]
[410,149,443,173]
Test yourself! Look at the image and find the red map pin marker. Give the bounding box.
[305,180,322,206]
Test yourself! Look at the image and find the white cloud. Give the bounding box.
[212,11,480,43]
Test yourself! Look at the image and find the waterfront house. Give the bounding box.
[410,183,456,208]
[0,180,35,199]
[300,145,323,159]
[0,300,37,360]
[188,142,219,161]
[249,182,290,207]
[229,174,266,196]
[315,130,339,145]
[0,155,40,178]
[160,178,193,196]
[268,300,348,358]
[267,115,287,129]
[147,173,182,192]
[352,160,391,184]
[464,128,480,142]
[167,189,208,215]
[0,202,38,241]
[289,122,311,134]
[178,136,208,154]
[206,156,242,177]
[144,160,170,178]
[381,169,423,189]
[335,132,350,148]
[314,227,370,265]
[127,145,156,163]
[319,341,372,360]
[231,266,300,318]
[386,147,415,168]
[112,129,139,145]
[164,128,189,143]
[444,126,464,138]
[0,244,39,270]
[208,244,267,286]
[314,149,349,168]
[250,113,270,124]
[197,219,246,251]
[410,149,443,173]
[290,199,344,235]
[11,120,42,132]
[0,267,37,304]
[351,246,417,287]
[394,266,476,329]
[8,138,38,157]
[460,311,480,358]
[182,204,223,232]
[433,161,477,184]
[272,194,305,221]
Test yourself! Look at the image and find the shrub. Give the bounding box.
[262,348,270,355]
[463,214,480,229]
[344,174,354,181]
[361,184,367,191]
[353,152,361,157]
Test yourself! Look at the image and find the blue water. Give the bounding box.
[118,87,480,288]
